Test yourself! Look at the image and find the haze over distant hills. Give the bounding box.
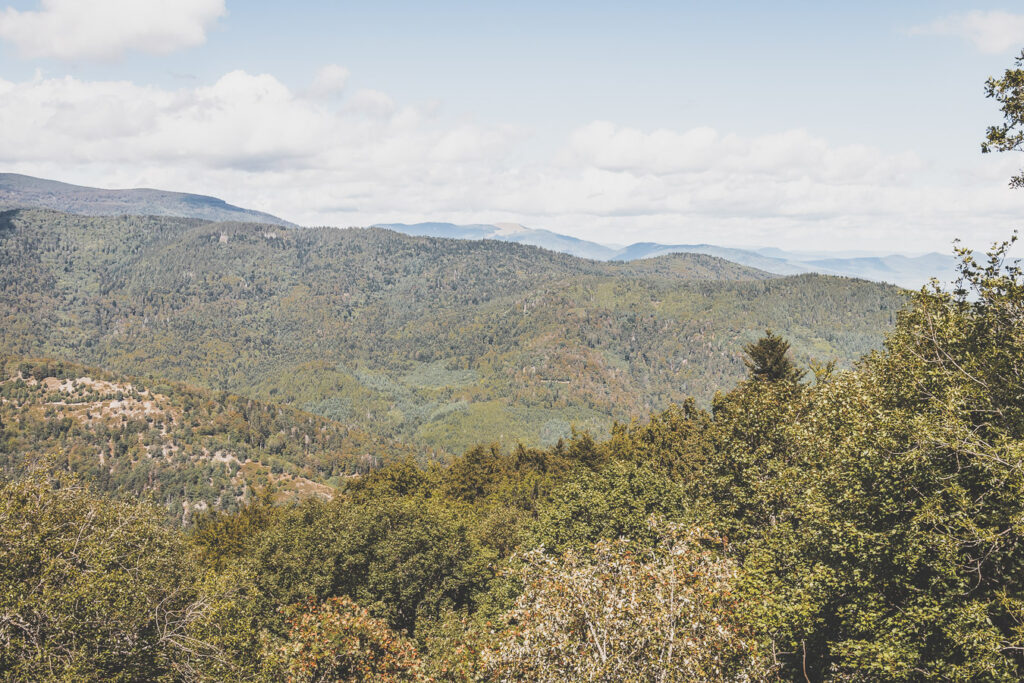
[0,173,953,288]
[0,173,293,226]
[379,222,958,289]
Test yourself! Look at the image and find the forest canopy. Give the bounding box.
[3,237,1023,681]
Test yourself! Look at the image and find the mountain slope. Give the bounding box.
[0,355,417,522]
[0,209,906,454]
[0,173,293,226]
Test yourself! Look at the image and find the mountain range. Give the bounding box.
[378,222,957,289]
[0,173,952,289]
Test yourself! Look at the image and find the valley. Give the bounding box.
[0,208,905,455]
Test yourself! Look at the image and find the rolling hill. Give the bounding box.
[0,173,293,226]
[0,355,416,522]
[0,208,907,454]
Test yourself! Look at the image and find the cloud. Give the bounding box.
[910,10,1024,54]
[344,89,396,118]
[0,0,225,60]
[308,64,350,99]
[0,68,1019,253]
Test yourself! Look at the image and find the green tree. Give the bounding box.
[278,596,428,683]
[742,329,805,383]
[246,493,492,639]
[984,49,1024,187]
[699,241,1024,680]
[0,467,227,681]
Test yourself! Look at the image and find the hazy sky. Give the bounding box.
[1,1,1023,252]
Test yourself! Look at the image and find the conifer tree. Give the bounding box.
[742,329,805,383]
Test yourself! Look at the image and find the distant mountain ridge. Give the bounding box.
[377,221,619,261]
[0,173,293,226]
[0,173,952,288]
[378,222,957,289]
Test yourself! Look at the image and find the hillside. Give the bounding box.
[0,208,906,454]
[0,173,293,226]
[0,355,415,522]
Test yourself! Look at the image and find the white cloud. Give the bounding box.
[308,64,349,99]
[344,89,396,118]
[910,10,1024,54]
[0,68,1020,253]
[565,123,921,183]
[0,0,225,60]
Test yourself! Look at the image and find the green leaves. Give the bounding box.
[984,50,1024,187]
[0,469,224,680]
[279,596,427,683]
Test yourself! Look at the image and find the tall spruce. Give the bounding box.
[742,329,806,383]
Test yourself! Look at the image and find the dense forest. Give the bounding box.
[3,240,1023,680]
[0,208,904,454]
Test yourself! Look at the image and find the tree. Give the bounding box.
[695,241,1024,680]
[0,467,228,681]
[984,49,1024,187]
[482,522,775,682]
[278,596,428,683]
[742,330,805,383]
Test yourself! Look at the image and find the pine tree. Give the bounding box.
[742,329,805,383]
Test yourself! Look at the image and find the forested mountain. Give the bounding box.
[5,33,1024,683]
[0,355,413,522]
[0,173,293,226]
[0,208,905,454]
[5,242,1023,681]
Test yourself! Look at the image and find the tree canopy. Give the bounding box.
[742,329,806,383]
[984,49,1024,187]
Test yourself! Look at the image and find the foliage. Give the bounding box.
[0,355,414,522]
[742,329,806,383]
[278,596,427,682]
[671,239,1024,680]
[6,202,1024,680]
[0,467,229,681]
[238,492,494,640]
[0,236,1021,680]
[482,522,775,682]
[530,459,689,553]
[984,49,1024,187]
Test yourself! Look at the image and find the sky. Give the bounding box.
[1,1,1023,253]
